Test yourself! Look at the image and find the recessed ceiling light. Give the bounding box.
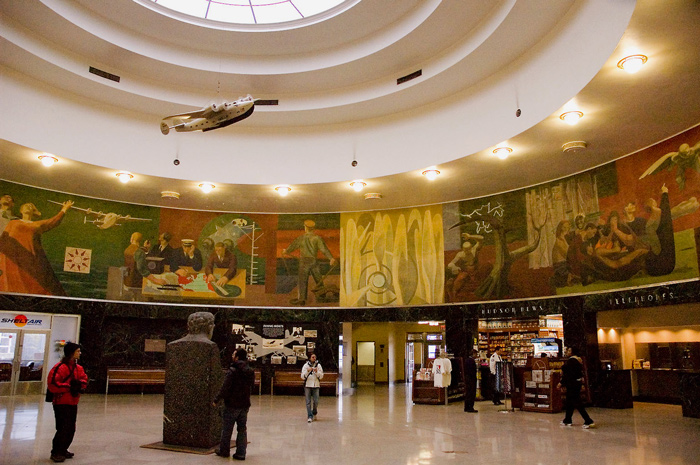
[562,141,588,153]
[38,154,58,167]
[559,110,584,125]
[617,54,648,74]
[350,181,366,192]
[275,185,292,197]
[422,169,440,180]
[492,147,513,159]
[116,171,133,183]
[199,182,215,193]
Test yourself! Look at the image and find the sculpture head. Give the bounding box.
[187,312,215,340]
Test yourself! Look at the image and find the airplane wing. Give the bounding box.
[47,200,102,217]
[118,215,152,223]
[639,151,677,179]
[162,103,226,121]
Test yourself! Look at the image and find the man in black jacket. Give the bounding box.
[558,347,595,428]
[212,348,255,460]
[463,349,478,413]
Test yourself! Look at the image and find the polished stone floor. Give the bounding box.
[1,385,699,465]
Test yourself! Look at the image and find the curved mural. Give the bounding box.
[1,125,699,307]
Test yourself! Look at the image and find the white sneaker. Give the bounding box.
[307,417,313,423]
[583,422,596,429]
[560,421,572,427]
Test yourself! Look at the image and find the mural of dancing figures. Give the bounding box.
[340,206,444,307]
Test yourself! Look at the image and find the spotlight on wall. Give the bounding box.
[115,172,133,184]
[350,181,366,192]
[38,154,58,167]
[199,182,215,193]
[422,169,440,181]
[559,110,584,125]
[492,147,513,160]
[617,54,647,74]
[275,185,292,197]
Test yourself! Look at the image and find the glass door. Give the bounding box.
[0,330,49,396]
[16,331,49,395]
[0,331,18,396]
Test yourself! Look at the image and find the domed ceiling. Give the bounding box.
[1,0,700,212]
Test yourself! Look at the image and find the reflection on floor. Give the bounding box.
[1,384,699,464]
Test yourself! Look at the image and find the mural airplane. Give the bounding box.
[48,200,152,229]
[160,95,258,134]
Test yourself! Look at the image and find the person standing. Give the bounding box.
[282,219,337,306]
[213,348,255,460]
[301,353,324,422]
[558,347,595,428]
[46,342,88,463]
[489,346,504,405]
[463,349,478,413]
[146,232,174,273]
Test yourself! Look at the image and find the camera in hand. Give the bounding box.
[70,378,85,396]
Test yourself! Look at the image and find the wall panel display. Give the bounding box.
[1,126,700,307]
[229,323,318,366]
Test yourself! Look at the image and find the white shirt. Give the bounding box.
[489,352,502,375]
[432,357,452,388]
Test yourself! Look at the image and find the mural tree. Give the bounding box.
[452,204,548,299]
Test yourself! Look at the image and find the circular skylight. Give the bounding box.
[144,0,356,27]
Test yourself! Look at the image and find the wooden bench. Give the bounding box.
[106,368,165,394]
[271,370,339,396]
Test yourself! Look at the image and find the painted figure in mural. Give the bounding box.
[588,211,648,282]
[0,200,72,296]
[642,184,676,276]
[549,220,571,287]
[205,242,238,287]
[565,222,599,286]
[145,232,174,274]
[446,233,483,301]
[171,238,204,276]
[124,232,167,292]
[282,220,337,306]
[0,194,18,234]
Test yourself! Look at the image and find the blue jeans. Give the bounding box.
[305,387,319,419]
[220,407,249,457]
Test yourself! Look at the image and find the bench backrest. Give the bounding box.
[107,369,165,381]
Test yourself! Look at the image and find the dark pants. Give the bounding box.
[563,383,593,424]
[52,404,77,456]
[219,407,249,457]
[464,382,476,411]
[490,373,502,404]
[298,258,322,301]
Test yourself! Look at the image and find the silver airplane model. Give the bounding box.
[160,95,258,135]
[48,200,152,229]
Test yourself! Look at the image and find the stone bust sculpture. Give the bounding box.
[163,311,223,448]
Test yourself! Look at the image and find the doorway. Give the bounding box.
[0,330,50,396]
[356,341,376,384]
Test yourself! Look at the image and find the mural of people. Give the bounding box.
[124,232,166,290]
[146,232,174,274]
[0,200,72,295]
[171,238,203,276]
[446,232,483,301]
[283,220,337,306]
[205,242,238,287]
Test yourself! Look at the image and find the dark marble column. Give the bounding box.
[680,372,700,418]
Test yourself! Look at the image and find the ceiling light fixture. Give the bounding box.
[350,181,366,192]
[115,171,133,183]
[275,185,292,197]
[161,191,180,199]
[364,193,382,200]
[199,182,215,193]
[422,169,440,181]
[38,154,58,167]
[559,110,584,125]
[492,147,513,160]
[617,54,648,74]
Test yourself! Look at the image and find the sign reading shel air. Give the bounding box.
[0,312,51,330]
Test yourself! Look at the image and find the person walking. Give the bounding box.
[213,348,256,460]
[558,347,596,428]
[301,353,324,422]
[463,349,478,412]
[46,342,88,463]
[489,346,504,405]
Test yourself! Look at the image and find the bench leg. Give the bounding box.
[106,377,109,395]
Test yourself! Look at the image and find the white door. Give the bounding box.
[0,330,50,396]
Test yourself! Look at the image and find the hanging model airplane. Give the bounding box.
[160,95,258,135]
[48,200,152,229]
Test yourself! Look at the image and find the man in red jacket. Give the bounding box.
[47,342,88,463]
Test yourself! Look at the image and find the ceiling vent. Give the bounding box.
[397,70,422,85]
[364,193,383,200]
[89,66,120,83]
[562,141,588,153]
[161,191,180,199]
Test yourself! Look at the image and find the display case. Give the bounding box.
[520,357,566,413]
[412,358,465,405]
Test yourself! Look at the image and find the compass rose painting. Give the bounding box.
[63,247,92,274]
